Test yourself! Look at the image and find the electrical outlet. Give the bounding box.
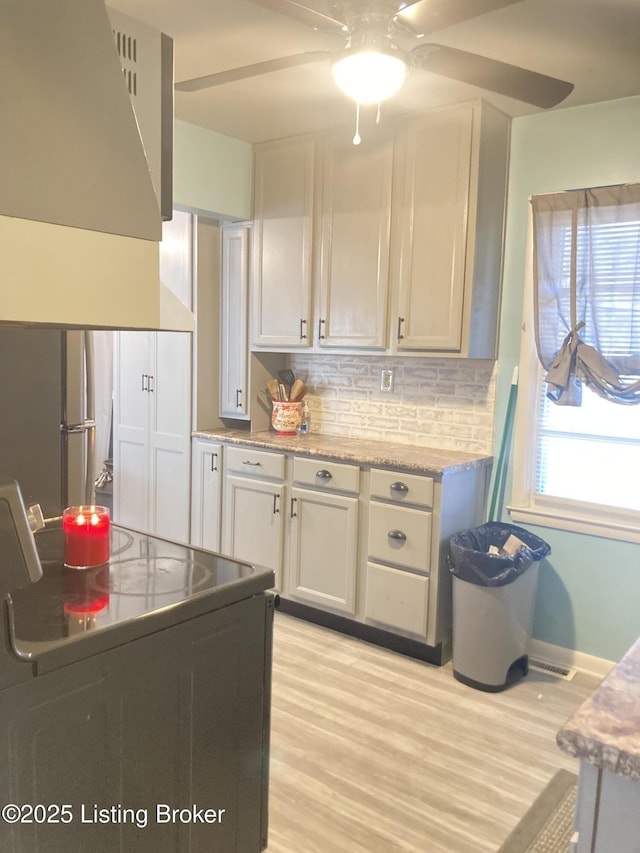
[380,368,394,393]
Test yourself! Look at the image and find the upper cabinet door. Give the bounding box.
[395,107,473,352]
[251,137,314,348]
[220,225,249,419]
[317,128,393,349]
[393,102,509,356]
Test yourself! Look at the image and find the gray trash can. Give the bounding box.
[448,522,551,692]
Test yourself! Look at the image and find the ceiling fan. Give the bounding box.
[175,0,574,110]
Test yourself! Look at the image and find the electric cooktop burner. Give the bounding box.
[10,523,256,647]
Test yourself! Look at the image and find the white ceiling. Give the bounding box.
[108,0,640,144]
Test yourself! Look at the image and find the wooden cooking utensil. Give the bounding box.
[267,378,279,400]
[289,379,307,401]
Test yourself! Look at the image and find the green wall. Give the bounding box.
[496,95,640,663]
[173,119,253,220]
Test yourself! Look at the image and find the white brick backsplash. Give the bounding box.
[288,354,496,454]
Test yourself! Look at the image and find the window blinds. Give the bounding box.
[531,183,640,405]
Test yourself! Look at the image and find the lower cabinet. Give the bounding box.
[190,439,221,552]
[194,439,488,662]
[288,486,358,615]
[222,447,286,589]
[364,469,434,641]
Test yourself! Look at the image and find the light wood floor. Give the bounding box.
[266,613,600,853]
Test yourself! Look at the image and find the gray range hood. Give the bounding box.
[0,0,193,331]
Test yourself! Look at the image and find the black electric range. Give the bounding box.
[7,522,275,675]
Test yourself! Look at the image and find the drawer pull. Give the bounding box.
[316,469,332,481]
[390,482,409,494]
[273,494,280,514]
[387,530,407,542]
[210,452,218,472]
[290,497,297,518]
[242,460,261,467]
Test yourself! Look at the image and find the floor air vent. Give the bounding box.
[528,658,576,681]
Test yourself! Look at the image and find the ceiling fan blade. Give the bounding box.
[176,51,332,92]
[397,0,522,38]
[411,43,574,108]
[248,0,346,30]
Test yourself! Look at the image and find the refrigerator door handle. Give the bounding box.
[61,419,96,435]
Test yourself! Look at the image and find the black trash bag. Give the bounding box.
[448,522,551,588]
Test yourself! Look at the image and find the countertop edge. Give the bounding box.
[556,637,640,781]
[192,429,492,477]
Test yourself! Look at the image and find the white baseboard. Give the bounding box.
[529,638,615,680]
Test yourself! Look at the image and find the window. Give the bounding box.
[510,195,640,543]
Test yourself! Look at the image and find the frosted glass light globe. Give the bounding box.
[332,50,407,104]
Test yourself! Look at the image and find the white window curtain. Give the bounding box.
[531,183,640,405]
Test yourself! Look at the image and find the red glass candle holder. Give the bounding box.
[62,506,110,569]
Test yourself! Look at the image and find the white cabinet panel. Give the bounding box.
[395,108,473,351]
[365,562,429,638]
[252,137,314,348]
[220,225,249,418]
[369,469,434,508]
[115,439,148,532]
[368,502,432,574]
[114,329,191,543]
[190,440,221,553]
[318,129,392,348]
[292,456,359,493]
[223,475,284,587]
[287,486,358,614]
[225,446,285,480]
[153,332,192,439]
[393,102,509,357]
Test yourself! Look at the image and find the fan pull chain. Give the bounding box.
[352,102,361,145]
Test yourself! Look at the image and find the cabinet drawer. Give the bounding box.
[370,469,433,508]
[365,562,429,638]
[293,456,359,494]
[368,502,432,573]
[225,445,285,480]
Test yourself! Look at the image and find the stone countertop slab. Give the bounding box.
[192,429,492,477]
[557,638,640,781]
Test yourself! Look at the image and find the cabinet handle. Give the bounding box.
[236,389,242,408]
[273,493,280,514]
[316,469,332,481]
[210,452,218,472]
[388,530,407,542]
[242,460,261,467]
[390,481,409,494]
[290,497,297,518]
[148,374,154,392]
[300,319,307,340]
[141,373,148,392]
[397,317,405,342]
[318,318,326,340]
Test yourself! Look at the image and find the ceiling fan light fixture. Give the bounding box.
[332,49,407,104]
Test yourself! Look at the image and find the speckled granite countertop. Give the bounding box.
[557,638,640,781]
[192,429,492,477]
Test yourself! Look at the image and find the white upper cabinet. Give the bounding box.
[248,101,509,357]
[391,102,510,357]
[316,127,393,349]
[220,224,249,419]
[251,136,314,348]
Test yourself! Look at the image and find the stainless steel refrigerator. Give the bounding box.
[0,328,110,519]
